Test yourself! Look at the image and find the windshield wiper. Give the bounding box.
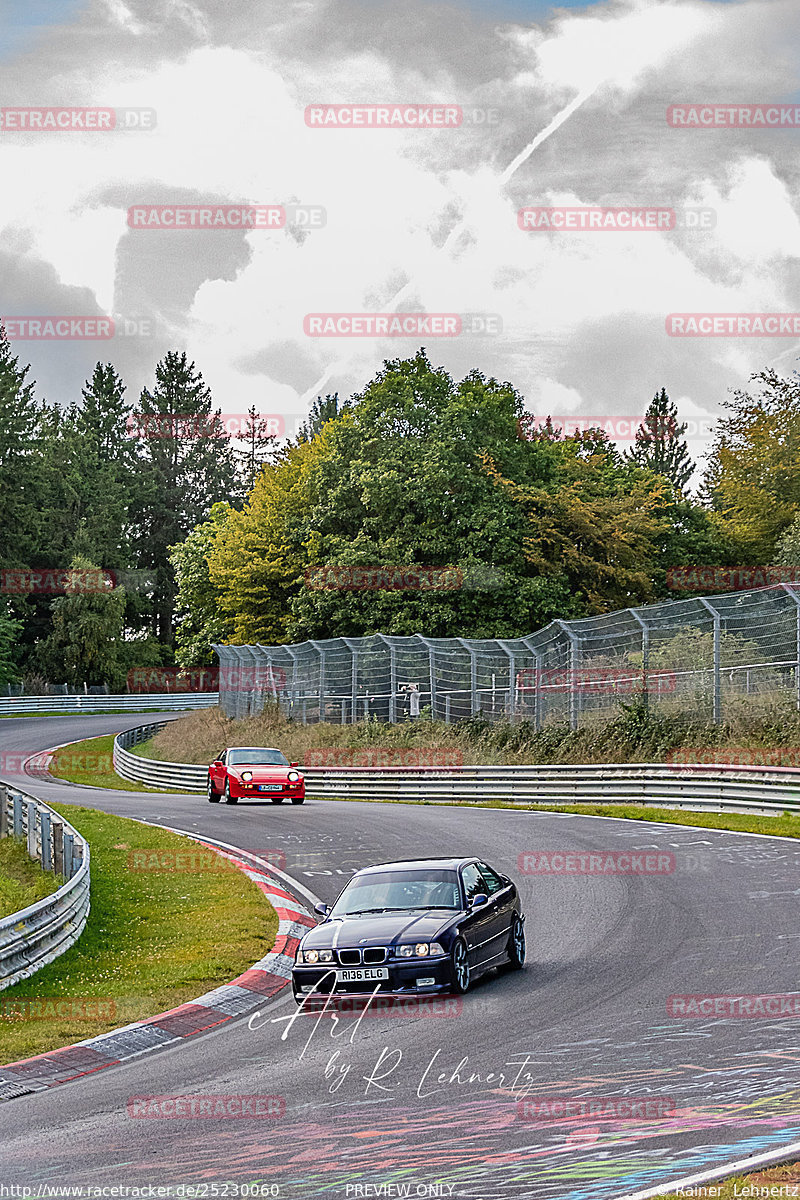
[344,907,409,915]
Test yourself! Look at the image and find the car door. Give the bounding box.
[211,750,226,790]
[459,862,498,974]
[477,861,516,967]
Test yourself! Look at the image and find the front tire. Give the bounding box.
[507,914,525,970]
[291,796,305,805]
[207,777,220,803]
[270,797,284,805]
[224,780,238,805]
[449,938,470,995]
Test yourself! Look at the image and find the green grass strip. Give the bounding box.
[0,803,278,1061]
[0,838,62,919]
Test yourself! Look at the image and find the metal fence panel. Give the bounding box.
[212,583,800,727]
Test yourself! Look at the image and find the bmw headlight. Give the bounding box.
[397,943,444,958]
[302,948,332,964]
[287,770,300,782]
[241,771,253,782]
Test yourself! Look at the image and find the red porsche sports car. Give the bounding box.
[207,747,305,805]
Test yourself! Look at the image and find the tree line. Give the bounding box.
[1,328,797,688]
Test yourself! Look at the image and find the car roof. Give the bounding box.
[226,746,285,753]
[353,858,474,876]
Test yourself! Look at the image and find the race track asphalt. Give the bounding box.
[1,713,800,1200]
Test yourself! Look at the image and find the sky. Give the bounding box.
[1,0,799,465]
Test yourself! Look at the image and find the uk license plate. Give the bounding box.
[337,967,389,982]
[258,784,282,792]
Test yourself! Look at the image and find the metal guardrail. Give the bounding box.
[0,693,219,715]
[112,722,800,813]
[114,723,208,791]
[0,782,90,991]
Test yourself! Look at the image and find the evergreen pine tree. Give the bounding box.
[128,352,241,643]
[0,325,42,567]
[627,388,694,492]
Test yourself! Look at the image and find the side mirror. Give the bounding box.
[470,893,489,908]
[314,902,331,917]
[290,762,299,768]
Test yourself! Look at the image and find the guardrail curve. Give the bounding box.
[0,782,90,991]
[112,722,800,813]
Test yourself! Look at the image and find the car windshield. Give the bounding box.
[331,869,461,916]
[227,749,288,766]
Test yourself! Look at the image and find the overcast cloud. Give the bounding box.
[2,0,799,462]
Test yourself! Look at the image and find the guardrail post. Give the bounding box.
[26,801,37,858]
[12,794,23,838]
[52,820,64,876]
[40,809,53,871]
[781,585,800,711]
[62,831,75,881]
[698,598,722,724]
[0,784,8,839]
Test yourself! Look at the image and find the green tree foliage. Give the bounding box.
[35,556,127,689]
[488,425,721,612]
[0,604,22,688]
[235,405,278,491]
[298,392,343,443]
[704,370,800,561]
[626,387,694,493]
[774,512,800,569]
[128,352,241,643]
[207,437,328,644]
[0,326,41,568]
[170,503,234,666]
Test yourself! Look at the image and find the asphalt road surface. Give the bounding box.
[1,714,800,1200]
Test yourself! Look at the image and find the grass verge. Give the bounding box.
[47,733,196,793]
[0,803,278,1061]
[0,837,63,919]
[136,698,800,768]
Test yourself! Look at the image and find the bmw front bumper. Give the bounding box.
[292,955,451,997]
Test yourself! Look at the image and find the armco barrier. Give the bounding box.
[0,693,219,715]
[0,782,90,991]
[114,723,208,791]
[112,724,800,813]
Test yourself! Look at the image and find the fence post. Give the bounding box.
[309,641,326,723]
[630,610,650,705]
[781,585,800,712]
[343,639,359,725]
[698,598,722,724]
[521,639,543,729]
[497,640,517,719]
[555,620,581,731]
[417,636,437,719]
[456,639,478,716]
